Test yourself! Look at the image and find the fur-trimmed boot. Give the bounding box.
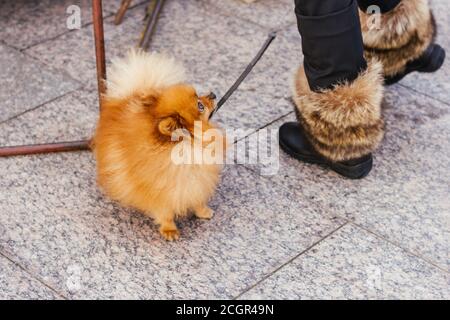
[359,0,446,85]
[280,60,385,179]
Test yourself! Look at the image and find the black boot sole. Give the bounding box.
[385,44,446,85]
[279,136,373,179]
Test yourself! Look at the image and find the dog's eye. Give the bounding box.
[198,101,205,113]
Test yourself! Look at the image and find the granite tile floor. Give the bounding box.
[0,0,448,299]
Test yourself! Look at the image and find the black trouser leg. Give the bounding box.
[357,0,401,13]
[295,0,367,91]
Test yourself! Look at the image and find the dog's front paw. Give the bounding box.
[160,228,180,241]
[195,207,214,220]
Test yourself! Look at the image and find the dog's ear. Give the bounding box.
[158,115,184,137]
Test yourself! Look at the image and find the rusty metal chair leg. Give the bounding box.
[93,0,107,102]
[0,141,91,157]
[0,0,106,157]
[114,0,133,25]
[139,0,165,50]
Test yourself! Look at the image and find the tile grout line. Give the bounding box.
[233,111,292,143]
[215,110,294,198]
[239,172,450,276]
[233,222,349,299]
[19,22,102,52]
[1,40,83,91]
[21,50,84,87]
[17,1,148,52]
[0,88,81,126]
[199,1,296,33]
[349,221,450,274]
[16,2,151,97]
[197,2,272,33]
[0,250,68,299]
[9,17,113,52]
[399,83,450,108]
[234,109,294,144]
[15,1,148,86]
[238,165,450,276]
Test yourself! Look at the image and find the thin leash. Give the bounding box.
[209,32,277,119]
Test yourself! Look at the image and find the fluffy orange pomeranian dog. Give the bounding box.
[93,50,225,241]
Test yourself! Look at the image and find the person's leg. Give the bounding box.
[279,0,384,179]
[358,0,445,84]
[296,0,367,91]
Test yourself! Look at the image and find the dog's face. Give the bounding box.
[151,84,216,139]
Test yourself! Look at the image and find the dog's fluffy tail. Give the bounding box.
[105,49,186,99]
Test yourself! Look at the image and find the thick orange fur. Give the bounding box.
[93,50,225,241]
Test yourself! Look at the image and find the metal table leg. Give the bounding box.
[0,0,106,157]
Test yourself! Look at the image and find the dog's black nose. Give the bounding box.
[208,92,216,100]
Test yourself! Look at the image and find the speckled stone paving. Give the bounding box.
[0,0,448,299]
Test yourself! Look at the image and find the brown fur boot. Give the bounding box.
[359,0,445,84]
[283,59,384,178]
